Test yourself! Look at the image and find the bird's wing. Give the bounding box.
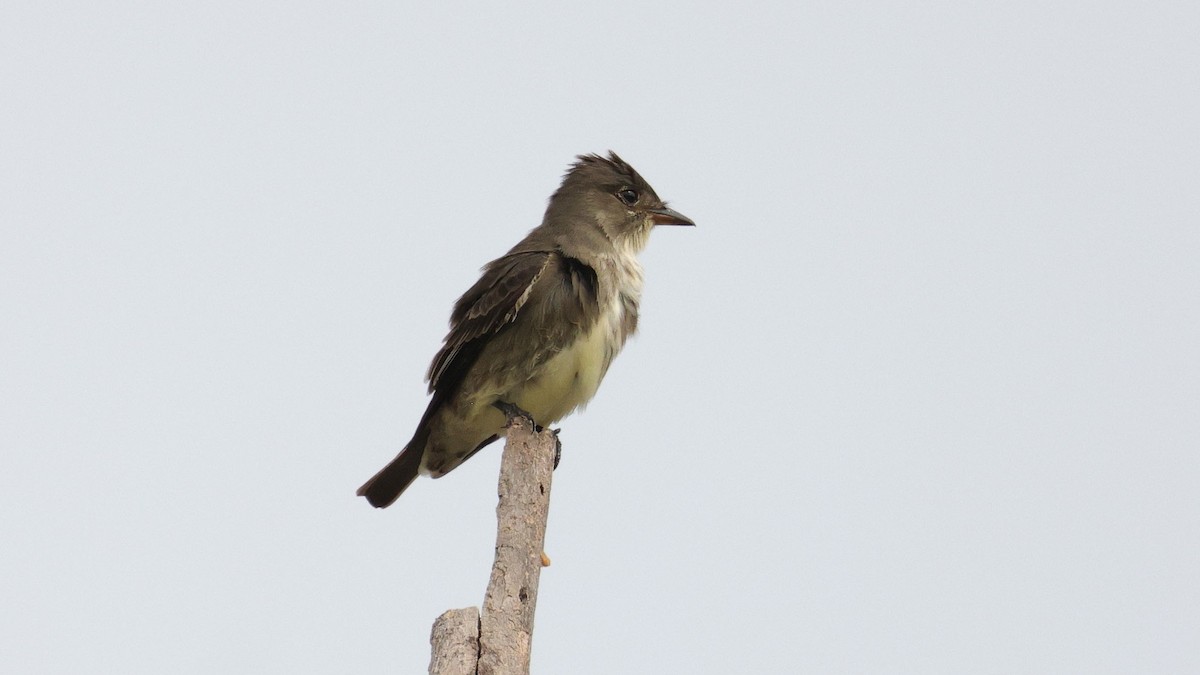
[426,251,555,393]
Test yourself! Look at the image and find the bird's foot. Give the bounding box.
[492,401,562,468]
[550,428,562,470]
[492,400,537,428]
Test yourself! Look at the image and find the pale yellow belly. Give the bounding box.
[421,319,616,477]
[510,319,611,424]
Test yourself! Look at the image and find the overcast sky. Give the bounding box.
[2,1,1198,673]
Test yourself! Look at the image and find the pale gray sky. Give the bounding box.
[2,1,1198,673]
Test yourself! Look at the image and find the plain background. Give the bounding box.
[2,1,1197,673]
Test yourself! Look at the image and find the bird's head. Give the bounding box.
[546,151,694,254]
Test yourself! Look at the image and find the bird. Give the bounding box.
[357,151,693,508]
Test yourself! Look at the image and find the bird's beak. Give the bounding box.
[648,207,696,227]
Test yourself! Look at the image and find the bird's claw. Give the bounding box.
[492,400,536,428]
[550,428,562,469]
[492,402,562,468]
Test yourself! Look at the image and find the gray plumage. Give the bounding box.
[357,152,692,508]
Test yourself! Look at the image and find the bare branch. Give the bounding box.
[429,608,480,675]
[478,417,557,675]
[427,417,557,675]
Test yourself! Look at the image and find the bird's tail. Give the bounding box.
[356,444,423,508]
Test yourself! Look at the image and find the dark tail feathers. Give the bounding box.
[356,445,422,508]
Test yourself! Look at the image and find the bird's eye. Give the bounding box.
[617,188,639,206]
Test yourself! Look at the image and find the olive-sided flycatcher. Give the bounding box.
[357,152,693,507]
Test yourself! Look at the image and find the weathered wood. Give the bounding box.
[477,417,558,675]
[426,418,558,674]
[428,607,480,675]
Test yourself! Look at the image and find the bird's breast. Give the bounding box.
[510,305,617,424]
[513,255,642,424]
